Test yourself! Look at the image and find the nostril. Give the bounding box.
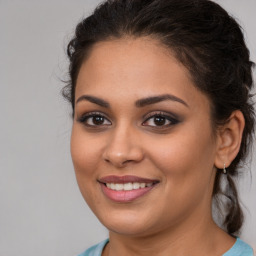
[102,143,144,167]
[123,159,133,165]
[104,157,132,168]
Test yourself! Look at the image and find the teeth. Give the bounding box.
[124,183,133,191]
[133,182,140,189]
[105,182,154,191]
[115,184,123,191]
[140,183,146,188]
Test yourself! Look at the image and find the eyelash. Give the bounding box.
[78,112,111,127]
[142,111,179,128]
[77,111,179,129]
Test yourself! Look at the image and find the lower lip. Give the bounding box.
[100,183,155,203]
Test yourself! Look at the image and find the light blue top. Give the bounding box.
[78,238,254,256]
[223,238,254,256]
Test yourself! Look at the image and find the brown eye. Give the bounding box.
[153,116,166,126]
[92,116,105,125]
[78,113,111,127]
[143,115,171,127]
[142,113,179,128]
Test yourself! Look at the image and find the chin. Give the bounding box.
[95,208,160,237]
[106,222,153,237]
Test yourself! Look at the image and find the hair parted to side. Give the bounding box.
[63,0,255,235]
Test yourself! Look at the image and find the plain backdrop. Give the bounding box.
[0,0,255,255]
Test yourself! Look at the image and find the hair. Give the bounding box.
[63,0,255,235]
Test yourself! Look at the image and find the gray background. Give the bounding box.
[0,0,255,255]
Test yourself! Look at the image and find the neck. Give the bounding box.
[104,212,235,256]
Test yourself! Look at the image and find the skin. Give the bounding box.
[71,37,244,256]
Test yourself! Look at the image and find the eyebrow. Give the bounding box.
[75,93,188,108]
[76,95,110,108]
[135,94,189,108]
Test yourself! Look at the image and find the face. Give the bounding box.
[71,38,218,237]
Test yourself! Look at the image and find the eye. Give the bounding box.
[142,112,179,127]
[78,112,111,127]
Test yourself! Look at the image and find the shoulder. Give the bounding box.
[77,239,109,256]
[223,238,254,256]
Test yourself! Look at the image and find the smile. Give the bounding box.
[98,175,159,202]
[106,182,153,191]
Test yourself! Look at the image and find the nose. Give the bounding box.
[103,125,144,168]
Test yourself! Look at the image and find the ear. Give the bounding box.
[214,110,245,169]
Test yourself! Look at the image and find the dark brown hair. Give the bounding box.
[63,0,255,235]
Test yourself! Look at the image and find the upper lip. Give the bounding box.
[98,175,159,184]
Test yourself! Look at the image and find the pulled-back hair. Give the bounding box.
[63,0,255,235]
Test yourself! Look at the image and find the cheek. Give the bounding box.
[70,126,103,192]
[70,126,107,210]
[146,127,216,191]
[145,134,216,221]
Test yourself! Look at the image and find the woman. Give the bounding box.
[63,0,255,255]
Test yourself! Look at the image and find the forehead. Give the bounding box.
[75,37,210,111]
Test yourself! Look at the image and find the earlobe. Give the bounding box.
[214,110,245,169]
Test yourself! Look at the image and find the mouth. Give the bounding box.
[98,175,159,202]
[106,182,154,191]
